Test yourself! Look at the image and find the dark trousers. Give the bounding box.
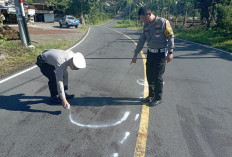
[39,63,68,97]
[146,51,166,100]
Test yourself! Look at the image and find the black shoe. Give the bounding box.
[50,96,61,104]
[148,99,162,107]
[142,96,153,103]
[65,93,75,99]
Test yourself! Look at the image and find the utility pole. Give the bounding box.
[14,0,31,47]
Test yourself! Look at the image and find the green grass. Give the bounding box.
[95,19,112,26]
[113,20,142,30]
[174,28,232,52]
[0,39,38,78]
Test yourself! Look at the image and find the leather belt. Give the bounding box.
[148,48,166,53]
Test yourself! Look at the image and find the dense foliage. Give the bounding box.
[116,0,231,31]
[24,0,232,30]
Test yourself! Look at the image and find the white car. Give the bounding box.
[59,15,80,28]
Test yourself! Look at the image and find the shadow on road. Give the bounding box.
[174,40,232,61]
[0,93,61,115]
[69,97,142,107]
[0,94,142,113]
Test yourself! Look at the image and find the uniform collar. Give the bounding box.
[149,15,158,27]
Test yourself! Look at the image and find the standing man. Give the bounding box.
[36,49,86,109]
[131,6,174,106]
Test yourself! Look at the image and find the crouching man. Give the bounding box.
[36,49,86,109]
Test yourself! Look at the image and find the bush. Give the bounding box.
[216,4,232,31]
[87,9,111,25]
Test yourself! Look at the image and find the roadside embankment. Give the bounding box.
[0,22,88,79]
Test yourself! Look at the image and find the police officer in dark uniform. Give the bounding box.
[131,6,174,106]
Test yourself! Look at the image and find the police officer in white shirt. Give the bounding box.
[36,49,86,109]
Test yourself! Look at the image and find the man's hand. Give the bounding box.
[166,53,173,63]
[130,56,137,65]
[62,98,70,109]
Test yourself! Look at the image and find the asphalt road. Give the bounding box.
[0,20,232,157]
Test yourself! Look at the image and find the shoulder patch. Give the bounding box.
[164,20,174,37]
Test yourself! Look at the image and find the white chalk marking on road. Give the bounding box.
[136,79,147,86]
[120,131,130,144]
[113,153,119,157]
[134,114,140,121]
[0,27,91,84]
[69,110,130,128]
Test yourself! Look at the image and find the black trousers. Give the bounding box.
[39,63,68,97]
[146,51,166,100]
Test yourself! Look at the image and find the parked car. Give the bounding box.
[59,15,79,28]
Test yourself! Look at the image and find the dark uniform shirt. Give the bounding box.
[134,16,174,57]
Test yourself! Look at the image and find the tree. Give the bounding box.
[50,0,71,13]
[216,4,232,30]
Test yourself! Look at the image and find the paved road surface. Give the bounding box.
[0,20,232,157]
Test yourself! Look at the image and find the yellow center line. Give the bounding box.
[105,27,149,157]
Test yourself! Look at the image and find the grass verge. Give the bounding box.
[0,26,89,79]
[113,20,142,30]
[114,20,232,53]
[174,28,232,53]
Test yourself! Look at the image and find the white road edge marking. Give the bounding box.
[0,66,37,84]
